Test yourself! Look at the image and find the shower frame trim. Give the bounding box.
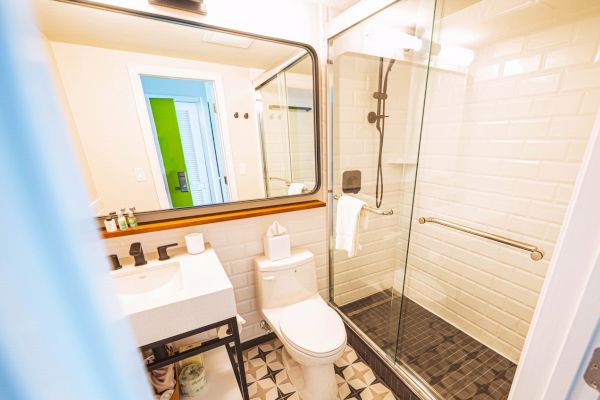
[325,1,441,399]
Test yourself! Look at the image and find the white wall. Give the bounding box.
[50,41,265,213]
[259,74,316,197]
[87,0,330,344]
[510,112,600,400]
[331,53,427,305]
[330,1,600,365]
[89,0,324,53]
[103,208,327,342]
[43,37,100,209]
[405,11,600,363]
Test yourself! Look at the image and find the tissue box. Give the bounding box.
[264,234,291,261]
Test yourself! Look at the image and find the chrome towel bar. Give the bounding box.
[418,217,544,261]
[333,194,394,215]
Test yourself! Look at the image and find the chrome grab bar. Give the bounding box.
[418,217,544,261]
[333,194,394,215]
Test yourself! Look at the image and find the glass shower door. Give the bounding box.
[395,1,600,399]
[328,0,437,361]
[329,0,600,399]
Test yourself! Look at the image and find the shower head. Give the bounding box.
[368,57,396,125]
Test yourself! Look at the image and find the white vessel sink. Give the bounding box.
[112,245,236,347]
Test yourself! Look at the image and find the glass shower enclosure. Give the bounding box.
[328,0,600,399]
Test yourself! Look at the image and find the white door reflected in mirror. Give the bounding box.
[35,0,318,217]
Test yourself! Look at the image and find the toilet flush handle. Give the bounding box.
[263,275,275,281]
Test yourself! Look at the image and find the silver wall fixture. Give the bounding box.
[418,217,544,261]
[333,194,394,216]
[149,0,207,15]
[584,348,600,392]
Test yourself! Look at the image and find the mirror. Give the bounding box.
[34,0,319,217]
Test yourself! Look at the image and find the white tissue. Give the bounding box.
[266,221,287,236]
[264,221,291,260]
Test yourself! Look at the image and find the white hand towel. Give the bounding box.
[335,195,367,257]
[288,182,308,195]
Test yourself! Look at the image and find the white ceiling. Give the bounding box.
[437,0,600,48]
[33,0,305,71]
[307,0,360,11]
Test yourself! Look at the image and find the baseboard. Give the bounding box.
[241,332,277,351]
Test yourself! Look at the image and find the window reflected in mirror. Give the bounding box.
[35,0,319,217]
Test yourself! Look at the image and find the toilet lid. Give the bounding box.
[279,299,346,357]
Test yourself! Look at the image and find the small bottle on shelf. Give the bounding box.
[117,209,128,231]
[127,207,138,228]
[104,215,117,232]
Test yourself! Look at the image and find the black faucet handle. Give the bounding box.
[157,243,178,261]
[108,254,122,270]
[129,242,147,266]
[129,242,142,255]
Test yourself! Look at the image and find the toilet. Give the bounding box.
[254,249,346,400]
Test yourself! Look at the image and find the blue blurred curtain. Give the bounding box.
[0,1,153,399]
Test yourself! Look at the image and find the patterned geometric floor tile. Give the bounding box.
[243,339,396,400]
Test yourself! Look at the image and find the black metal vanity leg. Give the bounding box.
[230,318,250,400]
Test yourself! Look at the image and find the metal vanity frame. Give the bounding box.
[141,316,250,400]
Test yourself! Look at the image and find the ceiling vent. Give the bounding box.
[202,31,254,49]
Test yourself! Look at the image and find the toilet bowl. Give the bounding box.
[255,249,347,400]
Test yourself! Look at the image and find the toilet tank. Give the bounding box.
[254,249,317,310]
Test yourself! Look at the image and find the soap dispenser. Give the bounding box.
[117,209,128,231]
[127,207,138,228]
[104,215,117,233]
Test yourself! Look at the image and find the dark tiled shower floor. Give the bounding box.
[340,290,517,400]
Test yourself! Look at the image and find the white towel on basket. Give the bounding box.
[335,195,369,257]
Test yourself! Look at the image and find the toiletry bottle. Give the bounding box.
[127,207,138,228]
[109,212,118,230]
[104,215,117,232]
[117,209,128,231]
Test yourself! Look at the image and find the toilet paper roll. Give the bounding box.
[185,233,205,254]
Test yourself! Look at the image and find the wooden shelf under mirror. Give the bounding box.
[101,200,325,239]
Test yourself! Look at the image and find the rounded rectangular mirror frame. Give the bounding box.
[54,0,323,232]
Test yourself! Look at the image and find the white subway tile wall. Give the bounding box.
[331,52,427,305]
[259,70,316,197]
[331,9,600,364]
[406,12,600,362]
[103,208,327,342]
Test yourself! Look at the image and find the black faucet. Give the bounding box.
[157,243,178,261]
[108,254,122,270]
[129,242,147,266]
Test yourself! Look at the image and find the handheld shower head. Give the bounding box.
[369,57,395,208]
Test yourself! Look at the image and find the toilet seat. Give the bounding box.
[279,299,346,358]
